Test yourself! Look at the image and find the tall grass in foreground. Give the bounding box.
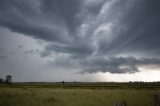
[0,88,158,106]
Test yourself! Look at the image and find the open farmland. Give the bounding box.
[0,82,160,106]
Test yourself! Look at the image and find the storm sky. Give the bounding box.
[0,0,160,82]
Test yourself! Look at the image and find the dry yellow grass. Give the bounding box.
[0,88,159,106]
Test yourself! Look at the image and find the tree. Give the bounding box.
[62,81,65,85]
[0,78,3,83]
[6,75,12,84]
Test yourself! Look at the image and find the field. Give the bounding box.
[0,82,160,106]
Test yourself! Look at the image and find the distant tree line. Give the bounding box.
[0,75,12,84]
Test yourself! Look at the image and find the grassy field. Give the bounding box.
[0,82,160,106]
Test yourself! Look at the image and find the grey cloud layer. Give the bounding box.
[0,0,82,43]
[79,57,160,74]
[0,0,160,74]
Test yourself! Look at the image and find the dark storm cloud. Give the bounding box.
[41,0,82,33]
[35,0,160,73]
[40,43,94,58]
[84,0,107,16]
[0,56,7,60]
[79,57,160,74]
[97,0,160,56]
[0,0,82,43]
[0,0,160,74]
[18,45,23,49]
